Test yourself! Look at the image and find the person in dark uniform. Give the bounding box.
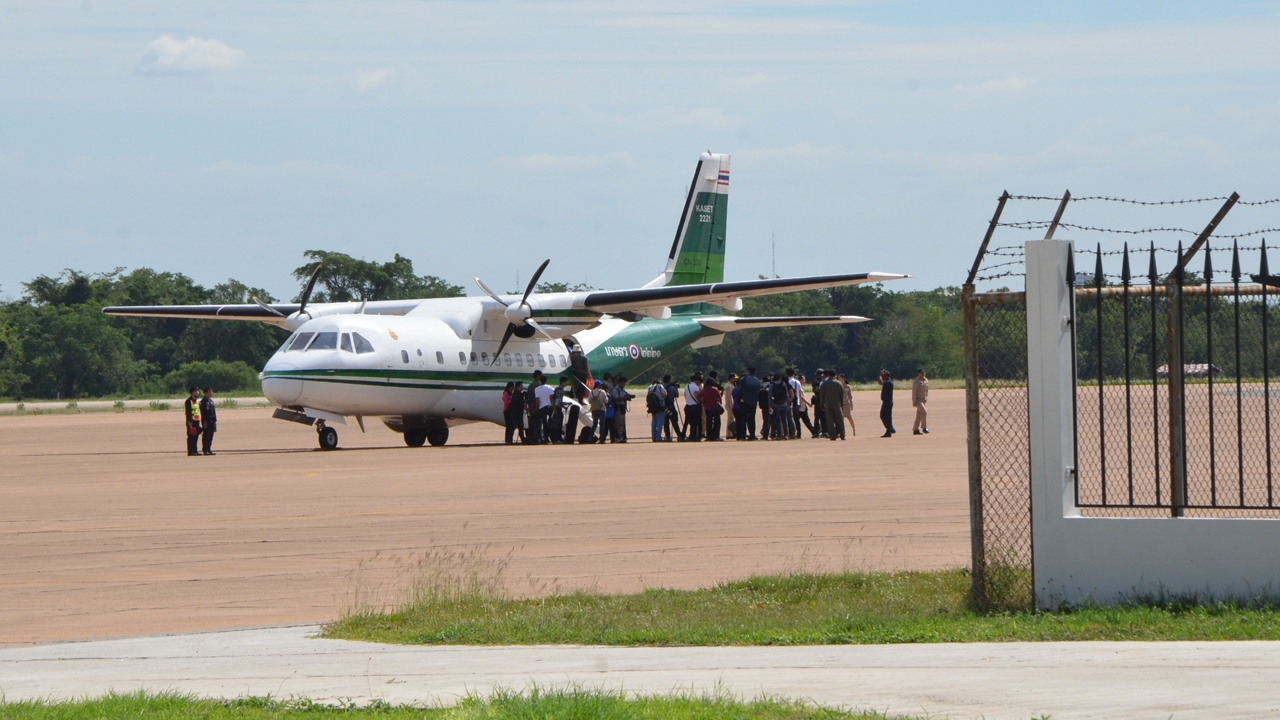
[183,386,202,456]
[878,369,896,438]
[199,386,218,455]
[568,343,591,403]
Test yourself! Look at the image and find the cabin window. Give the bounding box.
[436,351,444,364]
[547,355,555,368]
[287,332,314,352]
[481,351,489,364]
[417,349,423,356]
[400,350,409,364]
[503,353,512,366]
[537,354,546,368]
[515,353,523,367]
[525,353,534,367]
[340,333,353,353]
[308,332,338,350]
[559,354,568,366]
[458,351,466,365]
[470,352,478,364]
[352,332,376,354]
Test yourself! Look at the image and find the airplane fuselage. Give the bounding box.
[260,298,711,427]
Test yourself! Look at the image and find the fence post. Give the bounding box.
[962,283,986,605]
[1167,265,1187,516]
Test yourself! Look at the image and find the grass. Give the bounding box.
[326,565,1280,646]
[0,690,904,720]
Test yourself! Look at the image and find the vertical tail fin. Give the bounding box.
[657,152,729,288]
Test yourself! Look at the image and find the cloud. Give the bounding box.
[357,67,397,94]
[137,35,244,74]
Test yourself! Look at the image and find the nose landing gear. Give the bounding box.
[317,421,339,451]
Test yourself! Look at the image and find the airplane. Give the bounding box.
[104,152,908,450]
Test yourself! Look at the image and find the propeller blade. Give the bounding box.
[492,324,518,364]
[521,259,550,305]
[525,317,553,341]
[475,277,509,306]
[299,263,324,314]
[251,296,286,318]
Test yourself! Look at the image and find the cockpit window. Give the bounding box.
[352,332,375,354]
[287,332,314,352]
[308,332,338,350]
[340,333,353,353]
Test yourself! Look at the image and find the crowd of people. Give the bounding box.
[500,363,932,445]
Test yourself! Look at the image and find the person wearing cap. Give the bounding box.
[912,367,930,435]
[199,386,218,455]
[568,343,591,402]
[818,370,845,440]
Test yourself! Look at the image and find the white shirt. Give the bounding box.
[788,377,803,404]
[534,384,555,409]
[685,381,701,406]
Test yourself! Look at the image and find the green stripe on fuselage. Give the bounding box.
[261,318,716,390]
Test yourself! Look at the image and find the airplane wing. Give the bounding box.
[101,303,301,323]
[578,272,906,315]
[694,315,870,332]
[102,299,425,328]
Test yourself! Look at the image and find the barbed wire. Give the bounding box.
[996,221,1280,240]
[1007,194,1280,206]
[975,271,1025,282]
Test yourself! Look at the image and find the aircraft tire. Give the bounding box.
[404,429,428,447]
[426,427,449,447]
[318,425,339,451]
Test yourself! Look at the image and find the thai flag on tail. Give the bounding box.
[717,170,730,186]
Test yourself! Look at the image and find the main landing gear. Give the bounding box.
[317,421,339,451]
[403,427,449,447]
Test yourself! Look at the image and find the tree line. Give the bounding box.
[0,250,962,400]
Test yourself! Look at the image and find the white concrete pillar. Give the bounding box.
[1025,240,1078,607]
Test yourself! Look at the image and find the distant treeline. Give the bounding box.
[0,250,962,400]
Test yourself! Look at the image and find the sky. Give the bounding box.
[3,1,1280,300]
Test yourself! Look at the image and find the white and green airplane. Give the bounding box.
[104,152,907,450]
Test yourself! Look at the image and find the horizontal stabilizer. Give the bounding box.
[695,315,870,332]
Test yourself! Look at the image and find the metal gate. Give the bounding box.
[963,191,1280,608]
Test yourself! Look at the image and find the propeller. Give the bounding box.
[476,259,551,364]
[253,263,323,323]
[297,263,324,318]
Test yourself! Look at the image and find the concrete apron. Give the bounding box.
[2,626,1279,720]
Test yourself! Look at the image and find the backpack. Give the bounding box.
[770,380,788,405]
[646,384,664,413]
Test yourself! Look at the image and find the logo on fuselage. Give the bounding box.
[604,344,661,360]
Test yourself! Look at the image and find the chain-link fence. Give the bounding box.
[965,289,1032,610]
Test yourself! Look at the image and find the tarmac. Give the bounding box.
[3,624,1278,719]
[8,389,1274,718]
[0,390,968,645]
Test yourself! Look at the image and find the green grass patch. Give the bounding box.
[326,568,1280,646]
[0,689,901,720]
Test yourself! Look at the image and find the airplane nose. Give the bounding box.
[262,361,303,405]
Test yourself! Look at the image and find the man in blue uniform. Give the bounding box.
[199,386,218,455]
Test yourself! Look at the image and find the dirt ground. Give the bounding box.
[0,389,968,645]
